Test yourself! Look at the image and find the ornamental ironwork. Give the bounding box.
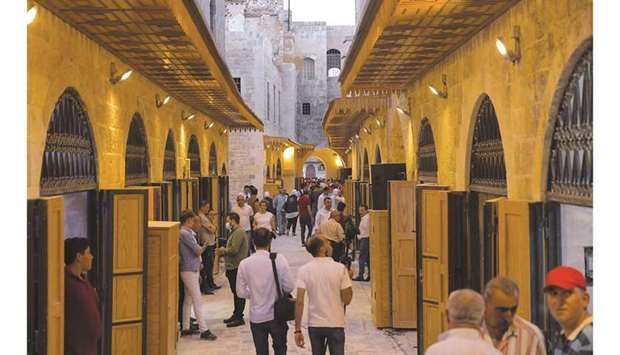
[188,135,201,177]
[547,47,593,206]
[163,130,176,180]
[417,118,438,180]
[209,143,218,176]
[125,114,149,185]
[470,96,506,192]
[40,88,98,195]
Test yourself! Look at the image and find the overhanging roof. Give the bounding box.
[36,0,263,129]
[340,0,519,93]
[263,135,301,150]
[322,96,389,150]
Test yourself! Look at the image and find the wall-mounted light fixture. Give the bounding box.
[428,74,448,99]
[363,127,372,135]
[181,111,196,121]
[354,134,360,140]
[496,26,521,64]
[155,94,171,108]
[27,5,38,25]
[220,128,228,136]
[375,118,384,128]
[204,121,215,130]
[110,63,133,85]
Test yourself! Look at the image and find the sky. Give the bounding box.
[284,0,356,26]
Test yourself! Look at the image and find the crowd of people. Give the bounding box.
[59,178,593,355]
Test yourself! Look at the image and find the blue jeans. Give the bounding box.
[308,327,345,355]
[250,320,288,355]
[277,211,287,234]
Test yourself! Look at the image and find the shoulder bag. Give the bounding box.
[269,252,296,321]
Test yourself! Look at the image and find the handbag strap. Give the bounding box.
[269,252,283,298]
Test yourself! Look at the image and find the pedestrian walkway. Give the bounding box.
[178,231,418,354]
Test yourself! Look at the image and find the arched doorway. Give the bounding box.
[362,149,370,181]
[417,118,438,183]
[163,130,176,181]
[208,143,218,176]
[303,156,327,179]
[125,114,149,186]
[188,135,201,178]
[305,164,317,178]
[375,145,382,164]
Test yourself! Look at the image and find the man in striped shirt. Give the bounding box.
[482,276,546,355]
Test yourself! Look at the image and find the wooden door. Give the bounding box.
[419,189,449,350]
[497,199,534,321]
[190,179,200,212]
[27,196,65,355]
[199,177,213,208]
[171,180,181,221]
[160,182,173,221]
[369,210,391,328]
[389,181,417,328]
[99,190,148,355]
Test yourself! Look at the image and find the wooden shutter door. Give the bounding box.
[28,196,65,355]
[497,199,532,320]
[420,189,449,350]
[369,210,391,327]
[100,190,147,355]
[389,181,417,328]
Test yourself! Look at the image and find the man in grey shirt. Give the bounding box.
[179,209,217,341]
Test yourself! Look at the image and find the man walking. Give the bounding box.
[312,197,332,234]
[425,289,501,355]
[294,237,353,355]
[179,210,218,340]
[236,228,295,355]
[274,188,288,235]
[317,210,346,262]
[197,201,220,294]
[298,189,313,246]
[232,193,254,254]
[482,276,546,354]
[216,212,249,327]
[544,266,593,354]
[353,205,370,282]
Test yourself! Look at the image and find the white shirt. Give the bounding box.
[357,213,369,239]
[254,211,274,231]
[317,193,329,212]
[312,208,331,234]
[232,204,254,231]
[236,250,295,324]
[425,328,502,355]
[296,257,352,328]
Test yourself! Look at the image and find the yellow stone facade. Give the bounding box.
[346,0,592,200]
[27,6,229,199]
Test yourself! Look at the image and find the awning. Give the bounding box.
[340,0,519,93]
[322,96,389,150]
[263,135,301,150]
[36,0,263,129]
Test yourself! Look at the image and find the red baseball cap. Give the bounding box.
[544,266,587,291]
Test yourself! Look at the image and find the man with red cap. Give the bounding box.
[544,266,592,354]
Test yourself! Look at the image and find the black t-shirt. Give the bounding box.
[284,195,298,213]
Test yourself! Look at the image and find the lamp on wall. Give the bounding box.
[375,118,384,128]
[428,74,448,98]
[204,121,215,130]
[110,63,133,85]
[27,5,37,25]
[181,111,196,121]
[220,128,228,136]
[155,94,171,108]
[363,127,372,135]
[496,26,521,64]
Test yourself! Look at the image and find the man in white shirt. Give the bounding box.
[316,187,331,213]
[236,228,295,355]
[232,192,254,254]
[312,197,332,235]
[425,289,502,355]
[294,237,353,355]
[353,205,370,281]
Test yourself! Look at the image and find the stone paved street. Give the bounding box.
[178,231,418,354]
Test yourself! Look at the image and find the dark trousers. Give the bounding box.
[308,327,345,355]
[201,245,216,290]
[357,238,369,279]
[330,240,345,262]
[250,320,289,355]
[286,216,298,234]
[225,268,245,319]
[178,277,185,325]
[299,215,312,244]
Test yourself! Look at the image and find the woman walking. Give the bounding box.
[284,190,299,237]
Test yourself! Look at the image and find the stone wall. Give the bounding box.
[195,0,227,55]
[228,129,266,202]
[27,6,229,198]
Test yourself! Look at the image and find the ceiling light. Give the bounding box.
[428,74,448,99]
[27,5,37,25]
[182,111,196,121]
[495,26,521,64]
[109,63,133,85]
[155,94,171,108]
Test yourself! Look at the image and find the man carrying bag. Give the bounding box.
[236,228,295,355]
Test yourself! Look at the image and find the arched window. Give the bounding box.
[188,135,201,178]
[125,114,149,186]
[363,150,370,181]
[417,118,438,181]
[304,58,315,80]
[40,88,98,195]
[163,130,176,180]
[375,145,382,164]
[327,49,341,77]
[469,95,506,192]
[547,47,592,205]
[208,143,218,176]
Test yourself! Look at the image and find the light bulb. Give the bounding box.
[428,85,439,96]
[27,6,37,25]
[496,38,508,57]
[120,70,133,81]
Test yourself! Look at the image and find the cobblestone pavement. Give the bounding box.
[178,230,418,354]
